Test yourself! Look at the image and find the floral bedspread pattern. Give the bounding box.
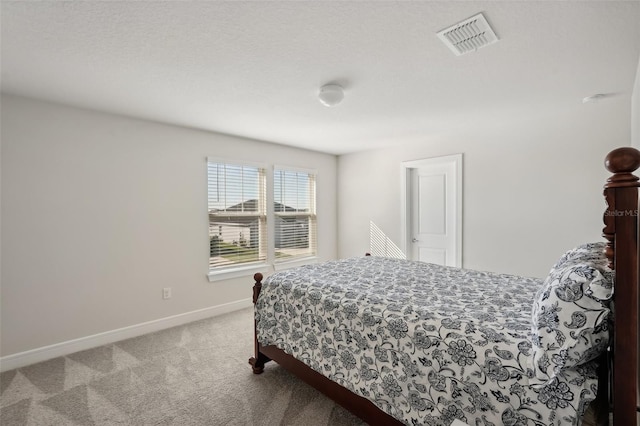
[255,257,599,426]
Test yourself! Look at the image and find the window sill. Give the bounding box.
[273,256,318,271]
[207,263,268,282]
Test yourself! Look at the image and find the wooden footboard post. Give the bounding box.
[603,147,640,425]
[248,272,270,374]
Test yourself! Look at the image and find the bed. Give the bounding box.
[249,146,639,426]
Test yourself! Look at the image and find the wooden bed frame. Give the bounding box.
[249,146,639,425]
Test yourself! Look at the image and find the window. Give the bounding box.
[207,161,317,277]
[207,161,267,270]
[274,168,317,262]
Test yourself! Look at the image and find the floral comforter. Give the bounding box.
[255,257,599,426]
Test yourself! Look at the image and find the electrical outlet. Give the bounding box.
[162,287,171,299]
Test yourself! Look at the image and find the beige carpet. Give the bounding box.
[0,307,365,426]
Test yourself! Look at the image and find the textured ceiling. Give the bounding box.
[2,1,640,155]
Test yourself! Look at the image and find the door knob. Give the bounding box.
[412,238,419,243]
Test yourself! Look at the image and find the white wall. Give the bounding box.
[1,85,634,360]
[338,99,630,278]
[632,54,640,148]
[0,94,338,358]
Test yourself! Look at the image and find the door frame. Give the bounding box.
[400,153,463,266]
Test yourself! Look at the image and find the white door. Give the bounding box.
[403,154,462,267]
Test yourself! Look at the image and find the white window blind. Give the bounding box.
[274,168,317,262]
[208,161,267,270]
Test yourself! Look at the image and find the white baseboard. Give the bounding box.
[0,298,253,372]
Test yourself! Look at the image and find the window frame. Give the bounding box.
[206,160,319,281]
[272,165,318,269]
[207,158,268,282]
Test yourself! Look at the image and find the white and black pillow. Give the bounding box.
[530,242,613,383]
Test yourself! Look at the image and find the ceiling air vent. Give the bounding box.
[437,13,499,56]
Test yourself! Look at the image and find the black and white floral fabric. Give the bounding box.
[530,242,612,384]
[255,254,607,426]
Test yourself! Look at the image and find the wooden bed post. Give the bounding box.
[603,147,640,425]
[248,272,271,374]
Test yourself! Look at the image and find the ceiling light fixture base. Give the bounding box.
[318,84,344,107]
